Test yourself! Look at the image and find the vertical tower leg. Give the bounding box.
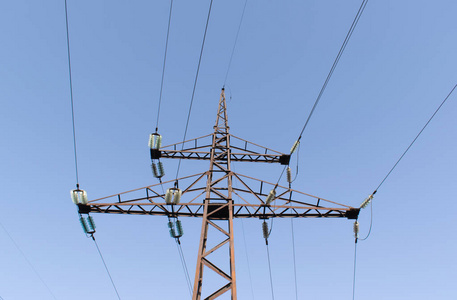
[193,201,209,299]
[192,201,237,299]
[228,200,237,299]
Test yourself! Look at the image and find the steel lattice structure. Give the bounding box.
[78,89,359,299]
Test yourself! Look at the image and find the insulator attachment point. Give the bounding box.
[279,154,291,165]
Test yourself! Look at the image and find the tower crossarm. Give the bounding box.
[77,172,359,220]
[153,133,291,165]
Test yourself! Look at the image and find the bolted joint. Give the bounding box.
[345,208,360,220]
[77,203,91,214]
[150,149,162,160]
[279,154,291,165]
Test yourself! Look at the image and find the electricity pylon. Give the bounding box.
[77,88,359,299]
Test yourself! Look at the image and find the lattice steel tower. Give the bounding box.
[77,88,359,299]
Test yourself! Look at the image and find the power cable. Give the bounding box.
[152,4,193,291]
[356,83,456,240]
[223,0,248,87]
[175,0,214,181]
[65,0,80,188]
[275,0,369,186]
[353,83,456,298]
[175,240,193,297]
[358,201,373,241]
[0,220,57,300]
[295,0,369,142]
[265,244,275,300]
[352,240,358,300]
[65,2,122,298]
[372,83,457,194]
[291,219,298,300]
[91,236,122,300]
[155,0,174,133]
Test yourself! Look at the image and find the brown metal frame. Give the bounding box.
[80,88,359,299]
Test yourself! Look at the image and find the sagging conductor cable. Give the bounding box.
[356,83,457,239]
[65,0,80,189]
[155,0,174,133]
[223,0,248,87]
[372,83,457,194]
[353,83,457,299]
[0,220,58,300]
[294,0,369,144]
[175,0,214,181]
[92,236,122,300]
[277,0,369,186]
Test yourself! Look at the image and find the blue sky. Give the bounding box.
[0,0,456,299]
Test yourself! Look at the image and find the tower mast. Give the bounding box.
[193,88,236,298]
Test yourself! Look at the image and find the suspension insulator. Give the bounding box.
[148,133,162,150]
[168,221,176,237]
[71,189,88,205]
[79,216,89,234]
[287,167,292,183]
[87,215,96,231]
[290,140,300,154]
[165,189,173,204]
[169,227,177,238]
[262,220,269,239]
[353,221,359,239]
[173,189,182,204]
[158,162,165,177]
[168,220,183,238]
[152,163,158,177]
[360,194,374,209]
[151,162,165,178]
[165,188,182,204]
[176,220,183,237]
[265,189,276,205]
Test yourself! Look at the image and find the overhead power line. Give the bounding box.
[65,0,80,188]
[290,219,298,300]
[92,236,122,300]
[0,220,57,299]
[373,83,457,194]
[223,0,248,86]
[175,0,214,180]
[352,241,358,300]
[65,2,123,298]
[296,0,369,142]
[266,243,275,300]
[353,83,456,300]
[175,240,193,297]
[276,0,369,186]
[155,0,174,133]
